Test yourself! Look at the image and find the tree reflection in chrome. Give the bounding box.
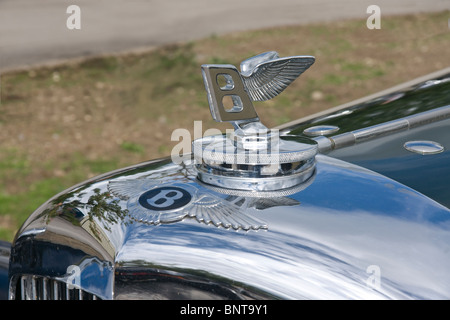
[39,187,129,240]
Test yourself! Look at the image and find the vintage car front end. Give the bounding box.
[2,52,450,300]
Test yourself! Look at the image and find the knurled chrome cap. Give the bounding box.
[192,134,317,165]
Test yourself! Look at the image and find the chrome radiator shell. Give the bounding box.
[8,154,450,299]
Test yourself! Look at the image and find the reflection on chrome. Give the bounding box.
[313,105,450,152]
[404,140,444,155]
[9,153,450,299]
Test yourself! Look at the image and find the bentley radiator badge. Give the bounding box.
[108,176,270,230]
[194,51,318,193]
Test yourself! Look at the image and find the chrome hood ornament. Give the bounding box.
[240,51,315,102]
[194,51,317,192]
[201,51,315,128]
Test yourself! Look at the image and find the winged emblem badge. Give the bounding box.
[201,51,315,129]
[107,177,271,231]
[240,51,315,102]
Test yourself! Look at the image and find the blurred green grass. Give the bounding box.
[0,11,449,241]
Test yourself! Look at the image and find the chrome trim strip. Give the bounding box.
[315,105,450,152]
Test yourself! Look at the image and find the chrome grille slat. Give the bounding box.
[42,277,48,300]
[20,277,26,300]
[53,279,59,300]
[17,275,100,300]
[31,277,37,299]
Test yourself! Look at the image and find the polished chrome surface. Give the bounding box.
[201,64,259,125]
[118,156,450,299]
[404,140,444,155]
[303,125,340,137]
[196,159,316,192]
[201,51,314,129]
[12,275,99,300]
[239,51,315,102]
[193,134,318,165]
[108,167,268,230]
[9,153,450,299]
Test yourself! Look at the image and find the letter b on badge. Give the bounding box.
[147,189,183,208]
[138,187,192,211]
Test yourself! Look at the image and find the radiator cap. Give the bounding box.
[193,52,317,192]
